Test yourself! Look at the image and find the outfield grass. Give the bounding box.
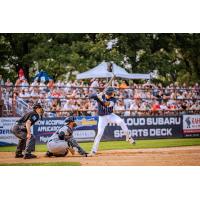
[0,162,81,166]
[0,138,200,152]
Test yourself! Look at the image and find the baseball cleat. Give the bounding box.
[24,154,37,159]
[88,151,96,157]
[84,153,88,157]
[15,153,24,158]
[127,137,136,144]
[45,151,54,157]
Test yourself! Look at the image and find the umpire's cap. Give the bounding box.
[65,116,77,126]
[105,87,116,96]
[33,103,43,110]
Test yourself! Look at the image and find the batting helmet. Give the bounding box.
[105,87,116,96]
[64,116,77,127]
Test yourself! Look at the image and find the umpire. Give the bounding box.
[11,103,44,159]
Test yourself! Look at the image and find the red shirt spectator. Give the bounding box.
[18,68,24,79]
[47,80,54,90]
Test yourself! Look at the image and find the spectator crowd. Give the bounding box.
[1,74,200,117]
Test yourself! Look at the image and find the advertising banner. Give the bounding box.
[33,116,98,144]
[0,117,19,146]
[183,115,200,137]
[3,115,200,146]
[103,116,183,141]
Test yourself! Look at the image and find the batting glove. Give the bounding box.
[97,92,104,102]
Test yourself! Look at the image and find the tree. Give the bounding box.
[0,33,200,84]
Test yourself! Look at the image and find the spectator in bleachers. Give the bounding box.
[14,78,22,93]
[19,89,30,100]
[47,79,54,90]
[0,75,4,86]
[1,75,200,117]
[129,98,140,116]
[30,86,40,98]
[20,78,29,90]
[90,78,99,93]
[119,80,128,89]
[5,78,13,92]
[160,101,168,111]
[114,99,125,116]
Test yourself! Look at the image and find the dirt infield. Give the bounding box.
[0,146,200,166]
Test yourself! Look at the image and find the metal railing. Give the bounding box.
[15,97,31,116]
[1,84,200,91]
[1,84,200,117]
[41,109,200,118]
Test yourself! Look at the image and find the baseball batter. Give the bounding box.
[88,87,135,156]
[46,116,88,157]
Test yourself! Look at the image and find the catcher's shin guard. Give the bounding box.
[67,138,87,156]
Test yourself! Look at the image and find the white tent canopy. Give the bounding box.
[77,61,151,80]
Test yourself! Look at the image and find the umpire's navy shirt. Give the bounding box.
[17,111,40,126]
[89,94,117,116]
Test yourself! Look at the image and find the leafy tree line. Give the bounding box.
[0,33,200,85]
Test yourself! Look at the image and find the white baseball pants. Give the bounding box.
[91,113,130,153]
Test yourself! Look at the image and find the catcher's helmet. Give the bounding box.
[64,116,77,127]
[33,103,43,110]
[105,87,116,96]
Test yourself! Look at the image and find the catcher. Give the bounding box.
[46,116,88,157]
[88,87,135,156]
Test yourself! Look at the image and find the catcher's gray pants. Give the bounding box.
[47,140,68,156]
[11,124,35,154]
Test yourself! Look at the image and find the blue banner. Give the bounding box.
[103,116,183,141]
[32,116,98,143]
[2,115,198,146]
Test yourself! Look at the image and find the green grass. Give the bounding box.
[0,138,200,152]
[0,162,81,166]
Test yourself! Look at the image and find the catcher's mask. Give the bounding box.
[65,116,77,128]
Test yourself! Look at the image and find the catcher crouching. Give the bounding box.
[46,116,88,157]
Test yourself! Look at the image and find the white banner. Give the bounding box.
[0,117,19,146]
[183,115,200,133]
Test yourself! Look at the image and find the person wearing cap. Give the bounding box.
[45,116,88,157]
[11,103,44,159]
[88,87,135,156]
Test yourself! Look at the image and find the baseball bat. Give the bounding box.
[103,73,115,92]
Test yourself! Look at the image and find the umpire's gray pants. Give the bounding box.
[11,124,35,154]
